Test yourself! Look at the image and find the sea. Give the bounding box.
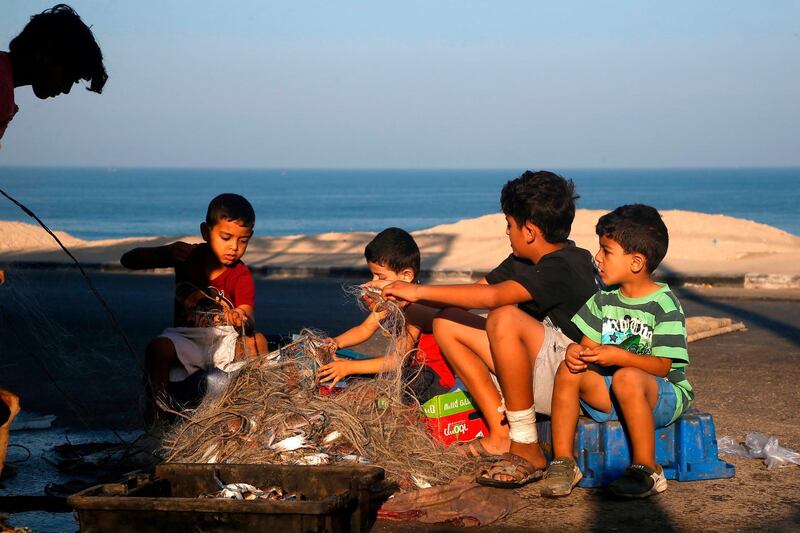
[0,166,798,239]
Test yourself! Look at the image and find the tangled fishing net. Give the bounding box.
[162,285,476,489]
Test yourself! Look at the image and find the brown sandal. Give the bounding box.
[476,453,545,488]
[457,439,501,461]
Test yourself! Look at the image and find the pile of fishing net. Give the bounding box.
[161,291,477,490]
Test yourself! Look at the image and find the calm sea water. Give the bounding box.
[0,167,797,239]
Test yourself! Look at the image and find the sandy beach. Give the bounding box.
[1,210,799,285]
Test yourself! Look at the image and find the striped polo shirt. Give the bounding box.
[572,283,693,422]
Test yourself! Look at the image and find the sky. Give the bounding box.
[0,1,798,169]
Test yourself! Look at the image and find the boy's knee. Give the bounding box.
[0,390,20,417]
[611,367,646,396]
[554,360,585,386]
[254,332,267,353]
[145,337,176,366]
[485,305,522,336]
[555,360,573,379]
[243,332,267,357]
[432,308,459,335]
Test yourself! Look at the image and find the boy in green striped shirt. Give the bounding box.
[540,204,692,499]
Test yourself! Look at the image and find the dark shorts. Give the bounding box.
[167,368,228,408]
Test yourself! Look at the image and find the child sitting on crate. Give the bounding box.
[121,194,268,419]
[316,228,455,403]
[538,204,693,498]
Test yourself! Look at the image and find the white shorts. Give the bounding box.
[159,326,240,382]
[531,324,571,416]
[490,321,571,416]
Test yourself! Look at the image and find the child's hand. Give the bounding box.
[224,307,248,328]
[564,343,588,373]
[358,286,382,311]
[318,357,352,388]
[168,241,196,263]
[378,280,419,303]
[320,337,339,358]
[579,345,627,367]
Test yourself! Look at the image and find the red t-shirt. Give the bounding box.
[413,333,456,390]
[0,52,19,143]
[173,244,255,327]
[208,261,256,309]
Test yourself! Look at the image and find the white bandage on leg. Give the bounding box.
[506,405,538,444]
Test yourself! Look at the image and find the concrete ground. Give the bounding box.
[1,271,799,531]
[374,287,800,532]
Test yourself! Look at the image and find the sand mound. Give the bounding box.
[1,210,799,278]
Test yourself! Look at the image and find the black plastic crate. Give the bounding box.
[68,463,385,533]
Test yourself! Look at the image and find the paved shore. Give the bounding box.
[1,271,799,531]
[373,286,800,532]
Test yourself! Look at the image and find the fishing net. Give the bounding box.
[162,286,476,489]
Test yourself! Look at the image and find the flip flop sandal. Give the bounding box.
[458,439,501,462]
[475,452,545,489]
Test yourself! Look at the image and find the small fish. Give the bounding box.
[264,486,285,500]
[284,413,310,431]
[327,440,356,457]
[411,476,432,489]
[339,454,370,464]
[322,431,341,444]
[271,434,307,452]
[296,453,330,465]
[218,483,262,500]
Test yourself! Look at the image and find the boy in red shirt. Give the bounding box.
[317,228,455,403]
[121,194,267,418]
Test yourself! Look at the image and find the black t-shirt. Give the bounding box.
[485,244,597,342]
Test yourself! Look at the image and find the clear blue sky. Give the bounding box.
[1,1,798,168]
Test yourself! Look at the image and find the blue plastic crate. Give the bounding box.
[536,410,735,487]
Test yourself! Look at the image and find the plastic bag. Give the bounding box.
[716,436,752,458]
[718,433,800,469]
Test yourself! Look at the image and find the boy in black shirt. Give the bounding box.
[377,171,596,486]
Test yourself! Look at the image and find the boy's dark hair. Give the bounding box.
[500,170,578,243]
[365,228,421,278]
[206,194,256,228]
[9,4,108,93]
[596,204,669,273]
